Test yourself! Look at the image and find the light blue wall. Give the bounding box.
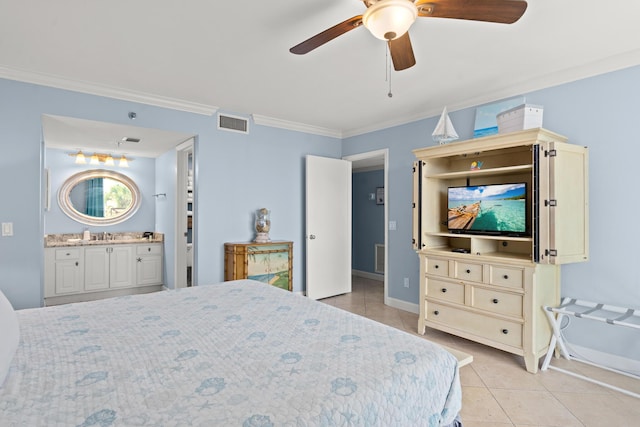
[352,170,384,273]
[2,64,639,361]
[343,65,640,360]
[0,78,341,310]
[44,148,157,234]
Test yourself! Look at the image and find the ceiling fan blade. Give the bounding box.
[290,15,364,55]
[388,32,416,71]
[415,0,527,24]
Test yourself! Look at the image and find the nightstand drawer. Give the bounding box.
[454,261,483,283]
[426,258,449,277]
[426,278,464,305]
[472,287,523,318]
[490,265,524,289]
[427,302,523,349]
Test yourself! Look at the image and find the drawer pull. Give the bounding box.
[75,261,78,266]
[66,253,71,256]
[434,265,439,269]
[441,288,447,293]
[502,329,509,335]
[503,274,509,280]
[434,310,440,316]
[466,269,471,274]
[492,298,499,304]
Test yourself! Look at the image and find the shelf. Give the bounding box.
[425,231,532,242]
[425,164,532,180]
[423,246,533,263]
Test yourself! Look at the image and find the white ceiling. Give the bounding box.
[42,115,194,158]
[3,0,640,148]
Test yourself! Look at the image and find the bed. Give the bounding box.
[1,280,462,426]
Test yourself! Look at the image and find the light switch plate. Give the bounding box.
[388,220,397,231]
[2,222,13,236]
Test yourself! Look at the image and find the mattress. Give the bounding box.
[1,279,461,426]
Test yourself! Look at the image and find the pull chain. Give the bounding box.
[386,46,393,98]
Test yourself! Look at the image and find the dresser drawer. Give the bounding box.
[426,257,449,277]
[454,261,483,282]
[136,244,162,255]
[472,287,523,318]
[489,265,524,289]
[55,248,81,260]
[427,302,523,349]
[426,278,464,305]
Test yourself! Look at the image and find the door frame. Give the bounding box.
[343,149,389,304]
[175,138,194,289]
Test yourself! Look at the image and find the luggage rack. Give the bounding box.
[541,298,640,398]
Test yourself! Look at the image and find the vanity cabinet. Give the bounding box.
[44,242,163,305]
[51,248,84,295]
[413,128,589,373]
[84,246,135,290]
[135,244,163,286]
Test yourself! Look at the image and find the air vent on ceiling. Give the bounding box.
[218,114,249,134]
[121,137,141,143]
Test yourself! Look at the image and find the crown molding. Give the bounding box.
[252,114,342,139]
[0,66,218,116]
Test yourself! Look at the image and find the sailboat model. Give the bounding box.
[432,107,459,145]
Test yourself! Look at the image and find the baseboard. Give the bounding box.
[351,269,384,281]
[566,343,640,376]
[385,296,419,314]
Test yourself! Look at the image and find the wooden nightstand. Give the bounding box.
[224,241,293,291]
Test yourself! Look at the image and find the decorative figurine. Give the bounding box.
[470,161,483,170]
[254,208,271,243]
[432,106,459,145]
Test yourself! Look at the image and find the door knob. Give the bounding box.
[309,234,316,240]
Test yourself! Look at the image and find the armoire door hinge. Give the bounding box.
[545,249,558,257]
[545,199,557,207]
[412,202,416,208]
[545,149,557,157]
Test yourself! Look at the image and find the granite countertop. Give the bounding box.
[45,232,164,248]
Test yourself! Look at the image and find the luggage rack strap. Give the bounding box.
[545,298,640,330]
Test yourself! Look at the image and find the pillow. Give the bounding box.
[0,290,20,386]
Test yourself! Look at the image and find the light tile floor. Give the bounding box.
[320,276,640,427]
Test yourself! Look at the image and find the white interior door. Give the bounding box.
[305,155,352,300]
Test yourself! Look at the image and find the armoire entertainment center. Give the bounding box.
[412,128,589,373]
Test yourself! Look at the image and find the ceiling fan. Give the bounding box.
[290,0,528,71]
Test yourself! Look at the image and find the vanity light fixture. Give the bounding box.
[118,155,129,168]
[74,150,87,164]
[70,151,132,167]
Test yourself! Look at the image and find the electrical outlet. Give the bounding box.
[403,277,409,288]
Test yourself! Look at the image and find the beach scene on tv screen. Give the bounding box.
[448,184,526,232]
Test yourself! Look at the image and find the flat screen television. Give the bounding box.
[447,183,528,236]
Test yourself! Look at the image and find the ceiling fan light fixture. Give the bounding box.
[362,0,418,41]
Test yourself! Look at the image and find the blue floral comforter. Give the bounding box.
[1,279,461,426]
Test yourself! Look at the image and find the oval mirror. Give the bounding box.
[58,169,141,226]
